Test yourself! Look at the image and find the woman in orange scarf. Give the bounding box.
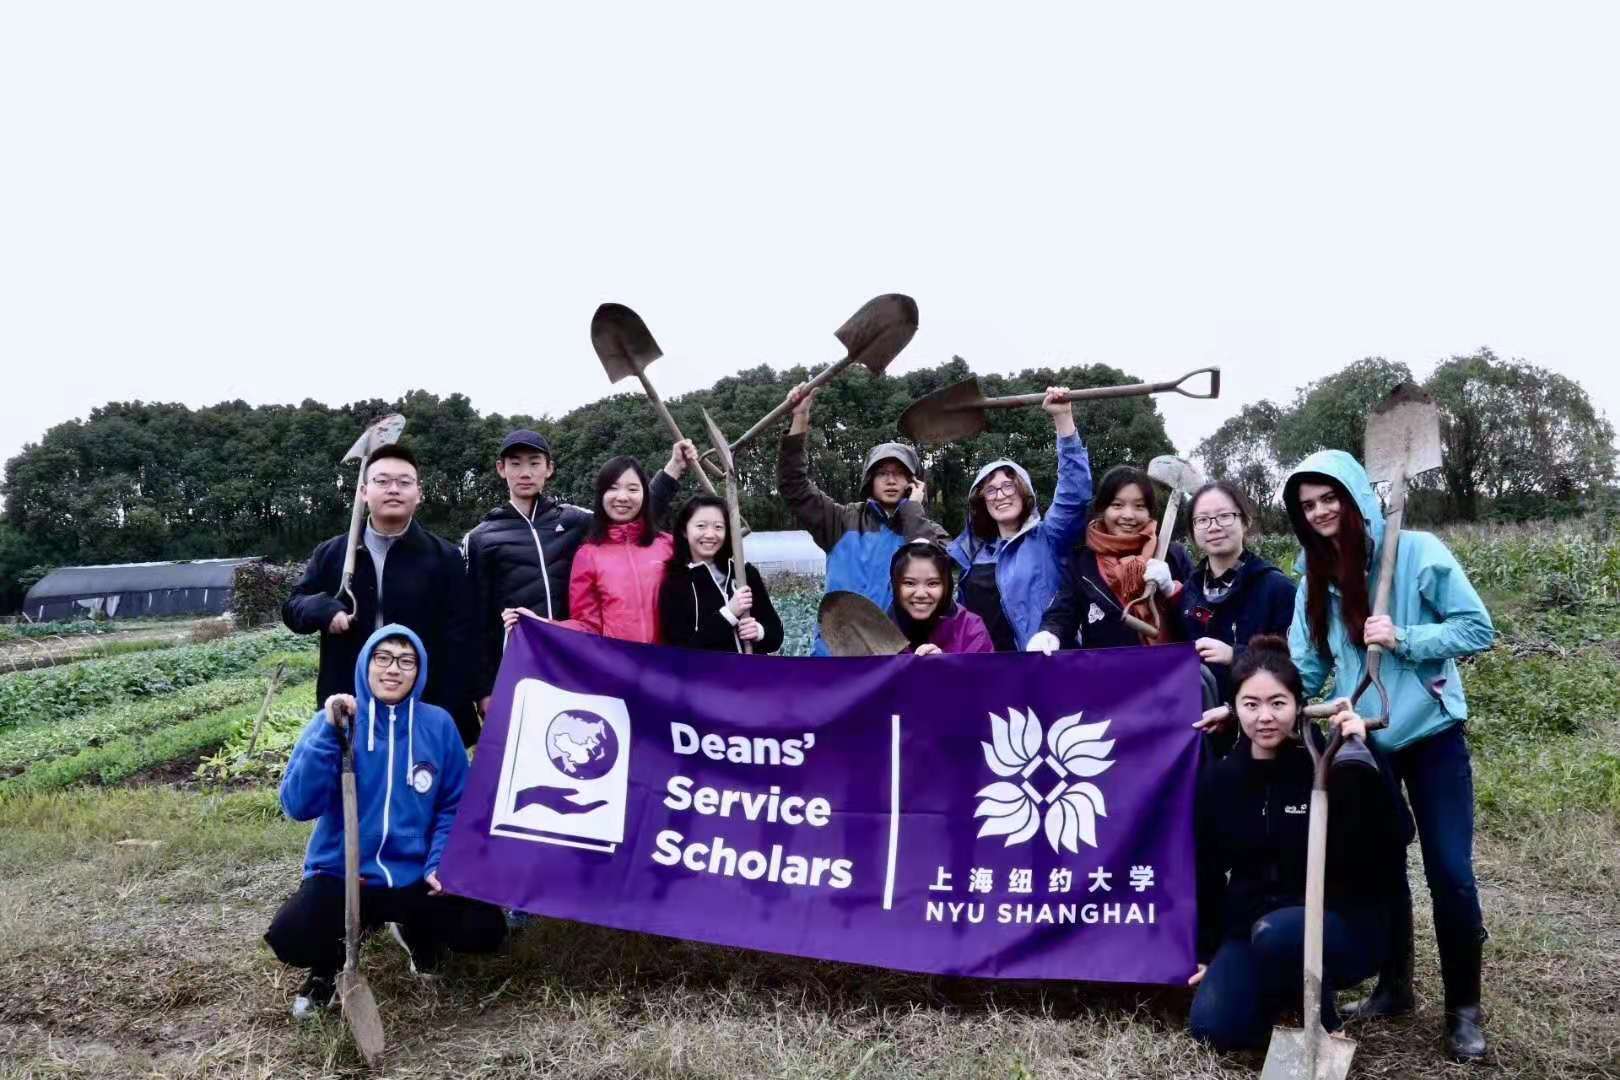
[1027,464,1193,652]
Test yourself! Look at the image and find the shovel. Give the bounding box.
[590,303,727,493]
[722,293,919,456]
[335,714,385,1066]
[336,414,407,615]
[1258,707,1390,1080]
[1340,383,1444,727]
[699,408,753,654]
[818,591,910,657]
[1125,455,1206,622]
[899,367,1220,444]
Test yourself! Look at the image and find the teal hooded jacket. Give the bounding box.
[1283,450,1495,752]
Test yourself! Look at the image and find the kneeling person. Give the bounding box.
[265,625,505,1018]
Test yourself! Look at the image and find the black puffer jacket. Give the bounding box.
[1193,733,1413,962]
[281,520,478,743]
[464,471,678,697]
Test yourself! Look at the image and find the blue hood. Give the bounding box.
[1282,449,1386,568]
[279,622,469,887]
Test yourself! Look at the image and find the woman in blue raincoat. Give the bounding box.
[946,387,1091,651]
[1282,450,1496,1063]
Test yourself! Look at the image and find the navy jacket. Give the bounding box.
[1038,542,1193,649]
[1174,552,1297,704]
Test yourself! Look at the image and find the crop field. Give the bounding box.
[0,523,1617,1079]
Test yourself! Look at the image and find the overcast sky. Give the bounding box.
[3,3,1616,478]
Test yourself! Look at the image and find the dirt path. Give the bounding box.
[0,619,223,673]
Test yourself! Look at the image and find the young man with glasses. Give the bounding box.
[266,625,506,1018]
[283,444,480,744]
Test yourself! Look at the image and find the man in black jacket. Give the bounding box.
[463,430,693,714]
[282,444,480,745]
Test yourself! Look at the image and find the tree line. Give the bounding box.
[0,357,1178,610]
[1195,349,1616,527]
[4,348,1612,613]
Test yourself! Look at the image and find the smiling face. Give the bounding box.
[367,638,419,705]
[496,450,553,502]
[979,468,1028,529]
[1234,668,1297,757]
[1191,488,1245,559]
[869,460,913,509]
[896,555,946,621]
[1101,482,1151,536]
[603,467,645,524]
[1295,481,1343,540]
[685,505,728,562]
[362,458,421,531]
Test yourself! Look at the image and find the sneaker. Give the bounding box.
[388,922,439,978]
[290,972,336,1019]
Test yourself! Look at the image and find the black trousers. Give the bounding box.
[264,875,507,977]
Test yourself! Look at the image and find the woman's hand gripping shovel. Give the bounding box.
[331,700,386,1067]
[1258,384,1442,1080]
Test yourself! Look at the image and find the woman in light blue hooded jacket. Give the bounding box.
[946,387,1091,651]
[1283,449,1495,1064]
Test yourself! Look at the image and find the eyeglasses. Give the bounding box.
[1192,511,1241,530]
[368,475,418,491]
[980,481,1020,499]
[370,650,418,672]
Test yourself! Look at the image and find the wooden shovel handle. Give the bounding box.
[729,354,860,453]
[967,367,1222,410]
[338,721,362,974]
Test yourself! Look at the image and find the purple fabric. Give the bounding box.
[904,607,995,654]
[438,619,1203,983]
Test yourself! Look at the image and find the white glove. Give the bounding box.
[1144,558,1173,592]
[1025,631,1060,656]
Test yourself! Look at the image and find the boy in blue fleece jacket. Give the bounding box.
[264,624,504,1019]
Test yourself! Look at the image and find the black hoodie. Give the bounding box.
[1193,732,1413,962]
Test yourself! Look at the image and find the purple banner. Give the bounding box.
[438,620,1203,984]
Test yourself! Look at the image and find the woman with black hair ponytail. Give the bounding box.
[1188,635,1412,1053]
[658,495,784,654]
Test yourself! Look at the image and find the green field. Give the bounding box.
[0,524,1616,1078]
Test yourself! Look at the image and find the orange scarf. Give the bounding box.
[1085,519,1171,644]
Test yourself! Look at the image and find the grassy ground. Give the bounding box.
[0,527,1616,1078]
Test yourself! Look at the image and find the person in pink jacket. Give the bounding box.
[889,540,994,656]
[567,453,684,644]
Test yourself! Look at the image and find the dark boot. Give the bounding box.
[1440,927,1487,1062]
[1445,1005,1487,1063]
[1342,905,1415,1019]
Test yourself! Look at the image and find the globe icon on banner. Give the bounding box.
[545,710,618,781]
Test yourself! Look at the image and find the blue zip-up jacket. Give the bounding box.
[947,432,1093,650]
[778,432,947,656]
[279,623,470,887]
[1174,551,1297,704]
[1283,450,1496,752]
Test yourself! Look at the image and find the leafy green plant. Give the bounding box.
[193,700,316,785]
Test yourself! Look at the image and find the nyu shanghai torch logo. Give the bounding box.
[489,678,632,853]
[974,709,1115,853]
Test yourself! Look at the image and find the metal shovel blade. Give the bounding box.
[1364,383,1442,484]
[898,378,991,443]
[1147,454,1204,495]
[1259,1026,1358,1080]
[338,969,386,1066]
[818,591,910,657]
[342,414,407,464]
[835,293,919,375]
[591,303,663,383]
